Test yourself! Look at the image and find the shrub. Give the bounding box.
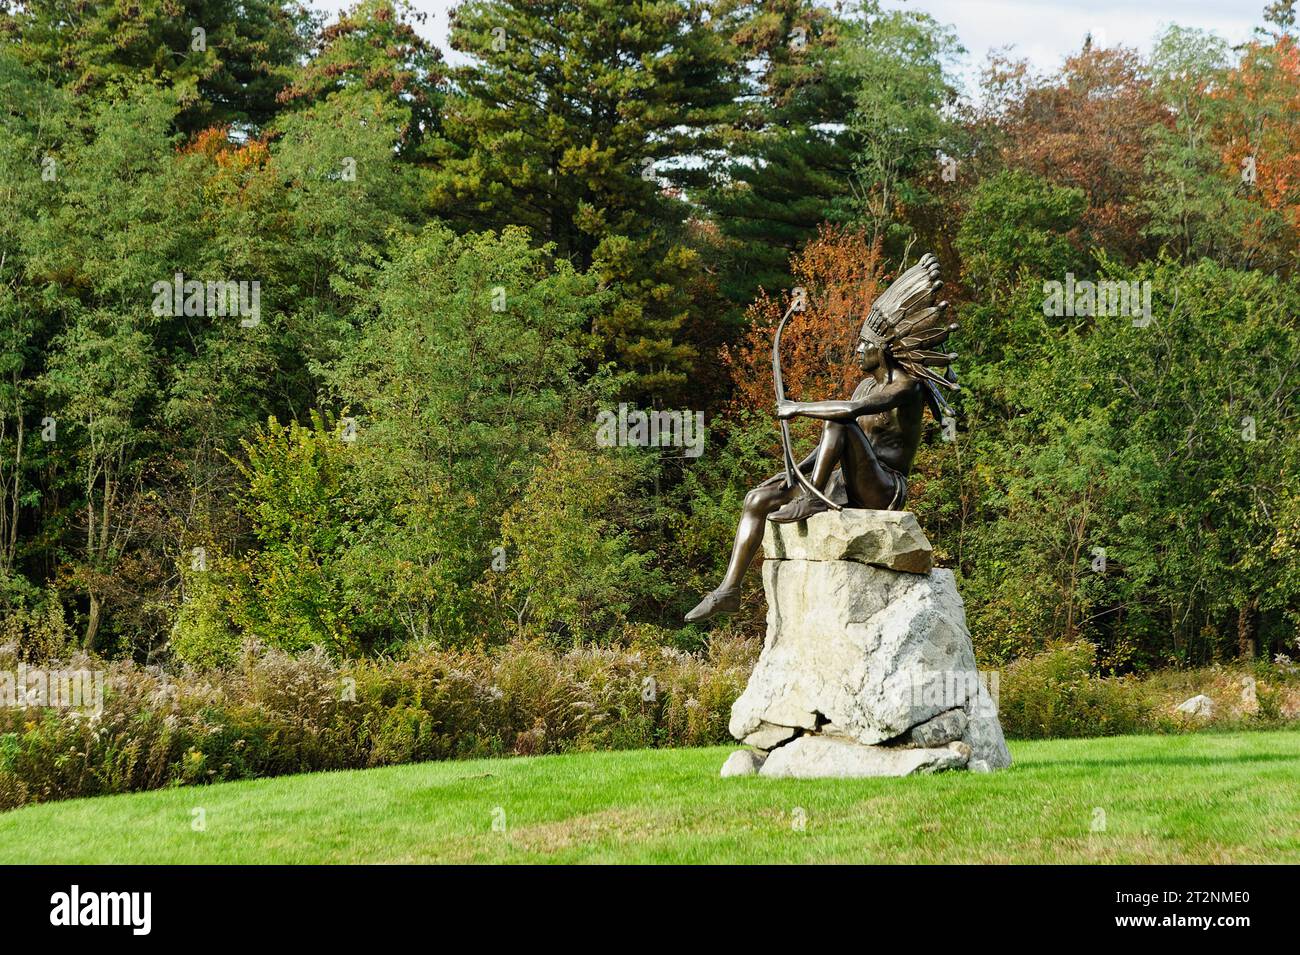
[0,589,76,662]
[5,635,1295,813]
[480,435,665,644]
[169,573,242,669]
[998,642,1154,738]
[0,634,758,811]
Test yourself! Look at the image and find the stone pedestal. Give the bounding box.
[722,510,1011,779]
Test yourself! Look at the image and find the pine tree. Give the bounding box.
[704,0,857,311]
[1,0,313,131]
[277,0,444,158]
[429,0,741,398]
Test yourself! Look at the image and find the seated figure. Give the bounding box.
[686,253,959,622]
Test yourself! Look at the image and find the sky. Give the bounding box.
[303,0,1269,96]
[898,0,1264,92]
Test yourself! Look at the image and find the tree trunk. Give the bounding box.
[1236,597,1257,660]
[84,592,102,652]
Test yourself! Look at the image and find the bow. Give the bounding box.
[772,298,842,512]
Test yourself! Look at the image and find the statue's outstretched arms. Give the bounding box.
[777,381,914,422]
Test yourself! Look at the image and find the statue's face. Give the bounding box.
[856,338,882,371]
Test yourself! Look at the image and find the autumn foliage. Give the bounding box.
[984,46,1170,259]
[1219,35,1300,243]
[725,225,884,419]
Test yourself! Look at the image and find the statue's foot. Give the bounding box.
[685,587,741,623]
[769,492,829,524]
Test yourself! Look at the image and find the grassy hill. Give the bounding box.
[1,731,1297,864]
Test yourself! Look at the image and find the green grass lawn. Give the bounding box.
[1,730,1297,864]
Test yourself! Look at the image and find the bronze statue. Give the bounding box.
[686,253,959,622]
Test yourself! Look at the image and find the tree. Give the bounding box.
[276,0,444,157]
[955,169,1086,296]
[195,413,364,661]
[1212,29,1300,273]
[838,4,963,251]
[1138,26,1280,271]
[429,0,740,397]
[725,223,884,417]
[0,47,68,594]
[321,224,605,643]
[983,44,1167,260]
[481,434,661,643]
[703,0,856,311]
[30,87,192,650]
[955,258,1300,668]
[1,0,314,131]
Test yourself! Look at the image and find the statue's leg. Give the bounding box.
[717,479,797,591]
[768,421,847,523]
[807,420,845,488]
[686,434,840,622]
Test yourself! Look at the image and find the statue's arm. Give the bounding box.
[777,382,912,422]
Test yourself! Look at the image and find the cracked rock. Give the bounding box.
[722,509,1012,778]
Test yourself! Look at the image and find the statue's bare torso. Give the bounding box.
[849,375,925,477]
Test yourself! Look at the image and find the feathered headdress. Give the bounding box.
[859,252,960,418]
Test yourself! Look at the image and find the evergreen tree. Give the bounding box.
[277,0,444,158]
[2,0,313,130]
[704,0,856,311]
[429,0,741,398]
[704,1,962,311]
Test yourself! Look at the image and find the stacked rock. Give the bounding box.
[722,510,1011,779]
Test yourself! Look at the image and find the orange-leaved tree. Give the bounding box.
[1216,33,1300,267]
[723,225,885,439]
[981,44,1169,261]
